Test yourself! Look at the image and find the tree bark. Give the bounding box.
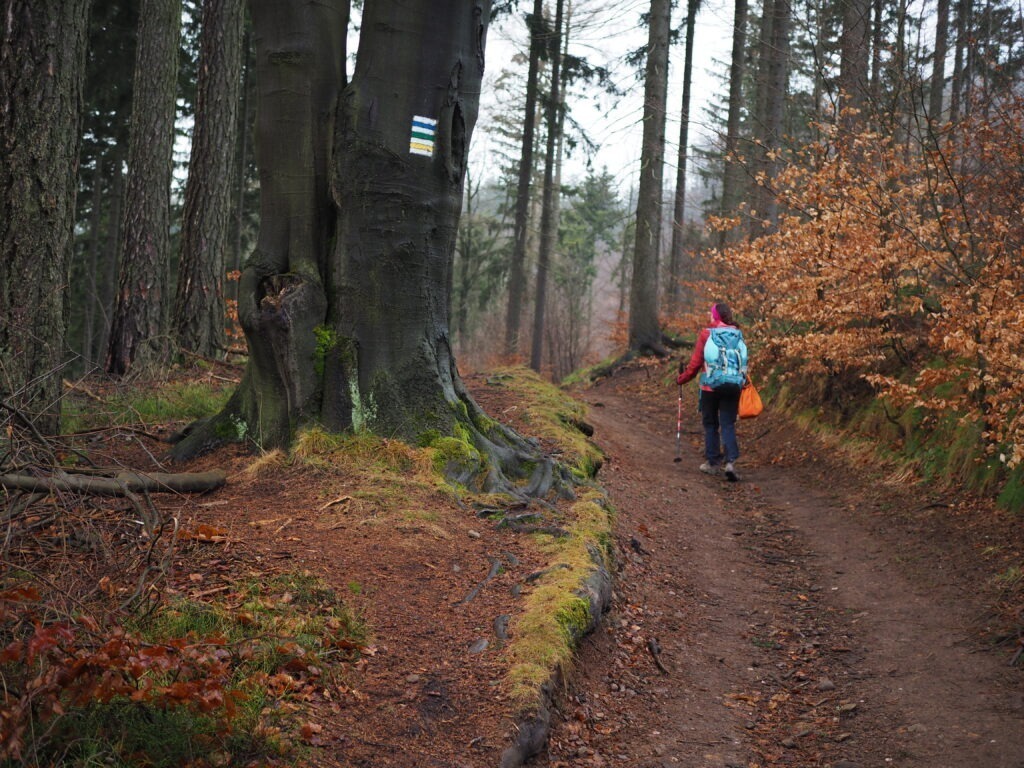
[83,155,105,371]
[97,146,125,362]
[837,0,871,123]
[198,0,346,450]
[173,0,246,357]
[950,0,971,126]
[718,0,749,249]
[230,26,254,308]
[504,0,544,358]
[627,0,671,357]
[0,0,93,435]
[929,0,951,123]
[529,0,565,373]
[106,0,182,375]
[760,0,790,229]
[667,0,701,313]
[751,0,775,232]
[329,0,487,432]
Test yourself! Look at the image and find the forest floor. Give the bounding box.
[15,360,1023,767]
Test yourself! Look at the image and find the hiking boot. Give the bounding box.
[724,462,739,482]
[699,462,721,476]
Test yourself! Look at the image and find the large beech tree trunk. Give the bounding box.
[330,0,491,434]
[0,0,92,435]
[170,0,561,495]
[173,0,346,453]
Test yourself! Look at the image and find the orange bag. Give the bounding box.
[739,382,763,419]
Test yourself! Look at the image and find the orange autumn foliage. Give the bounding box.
[708,95,1024,469]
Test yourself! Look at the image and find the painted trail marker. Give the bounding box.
[410,115,437,157]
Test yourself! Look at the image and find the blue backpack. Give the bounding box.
[701,327,748,391]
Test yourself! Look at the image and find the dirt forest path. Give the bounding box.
[534,366,1024,768]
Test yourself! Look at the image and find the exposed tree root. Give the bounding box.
[455,555,504,606]
[586,334,693,384]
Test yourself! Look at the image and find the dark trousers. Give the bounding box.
[700,387,740,465]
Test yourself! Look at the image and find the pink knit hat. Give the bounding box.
[710,303,722,323]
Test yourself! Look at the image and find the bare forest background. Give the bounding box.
[7,0,1024,502]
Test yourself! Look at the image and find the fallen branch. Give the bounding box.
[647,637,669,675]
[504,523,568,537]
[0,469,226,496]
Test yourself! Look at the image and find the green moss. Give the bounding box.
[417,429,442,447]
[555,596,592,643]
[349,379,377,432]
[484,366,604,480]
[213,413,248,441]
[429,435,484,485]
[313,325,338,376]
[503,490,614,713]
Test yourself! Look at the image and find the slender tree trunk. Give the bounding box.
[529,0,565,373]
[887,0,909,144]
[929,0,951,123]
[545,4,571,373]
[84,155,105,372]
[837,0,871,123]
[173,0,245,357]
[718,0,749,249]
[455,172,477,345]
[751,0,775,233]
[870,0,883,103]
[761,0,790,228]
[231,26,253,307]
[668,0,700,314]
[97,148,124,362]
[0,0,92,434]
[618,186,636,319]
[950,0,968,125]
[505,0,544,358]
[106,0,182,374]
[811,0,825,131]
[627,0,671,357]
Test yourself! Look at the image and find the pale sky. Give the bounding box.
[476,0,734,195]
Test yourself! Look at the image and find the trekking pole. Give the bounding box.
[674,384,683,462]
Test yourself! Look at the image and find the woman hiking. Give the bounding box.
[677,302,748,482]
